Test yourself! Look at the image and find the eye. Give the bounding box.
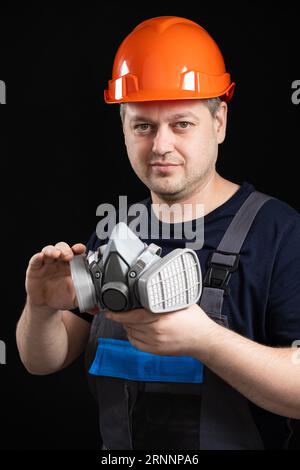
[134,123,152,132]
[174,121,192,129]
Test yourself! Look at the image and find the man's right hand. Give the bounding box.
[25,242,86,312]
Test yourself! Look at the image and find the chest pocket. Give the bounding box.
[89,338,203,383]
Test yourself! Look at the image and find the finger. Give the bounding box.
[105,308,157,324]
[125,326,147,343]
[71,243,86,254]
[55,241,72,253]
[123,323,148,335]
[86,306,100,315]
[126,331,149,352]
[28,252,45,270]
[41,245,61,263]
[54,241,74,261]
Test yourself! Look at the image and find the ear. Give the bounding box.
[214,101,228,144]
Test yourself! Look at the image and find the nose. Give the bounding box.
[151,125,175,156]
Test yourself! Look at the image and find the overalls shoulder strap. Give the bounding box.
[199,190,273,449]
[200,190,272,325]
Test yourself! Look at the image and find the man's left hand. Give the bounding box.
[105,304,215,357]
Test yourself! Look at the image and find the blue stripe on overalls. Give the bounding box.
[89,338,203,383]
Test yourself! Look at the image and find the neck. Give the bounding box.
[150,172,240,223]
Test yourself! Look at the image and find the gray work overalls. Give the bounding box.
[85,191,272,450]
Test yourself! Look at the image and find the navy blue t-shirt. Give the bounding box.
[82,181,300,449]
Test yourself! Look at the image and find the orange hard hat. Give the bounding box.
[104,16,235,104]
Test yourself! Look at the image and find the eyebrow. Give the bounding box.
[130,111,200,123]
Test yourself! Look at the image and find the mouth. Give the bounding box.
[150,162,181,173]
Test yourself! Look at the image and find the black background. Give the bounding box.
[0,3,299,451]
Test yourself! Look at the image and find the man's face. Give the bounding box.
[123,99,227,201]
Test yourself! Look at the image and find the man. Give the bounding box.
[17,16,300,450]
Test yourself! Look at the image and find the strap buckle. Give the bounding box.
[203,250,240,294]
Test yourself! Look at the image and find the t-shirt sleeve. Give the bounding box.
[267,213,300,346]
[70,231,100,324]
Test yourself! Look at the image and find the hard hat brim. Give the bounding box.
[104,82,235,104]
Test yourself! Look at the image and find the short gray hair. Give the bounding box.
[120,97,221,124]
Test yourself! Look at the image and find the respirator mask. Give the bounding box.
[70,222,202,314]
